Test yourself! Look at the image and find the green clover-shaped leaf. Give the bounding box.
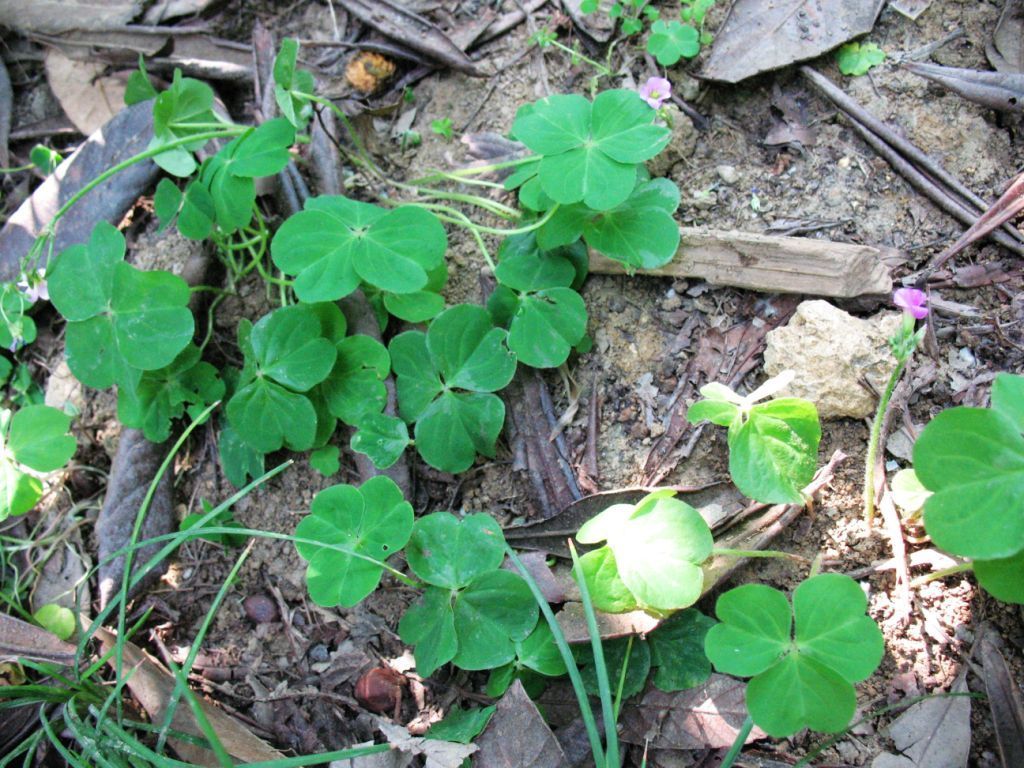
[319,335,389,425]
[0,284,37,350]
[273,38,316,129]
[576,636,651,699]
[648,609,716,691]
[489,285,587,369]
[7,405,76,473]
[218,423,265,489]
[117,344,224,443]
[914,404,1024,560]
[226,305,336,452]
[271,196,447,302]
[578,546,638,613]
[399,570,537,677]
[150,70,219,176]
[486,618,569,697]
[704,574,884,737]
[537,178,681,270]
[836,41,885,77]
[728,398,821,504]
[295,476,413,607]
[511,90,670,210]
[406,512,506,589]
[647,20,701,66]
[350,414,410,469]
[426,706,496,744]
[390,304,516,473]
[494,234,588,292]
[577,490,713,612]
[48,223,194,389]
[973,551,1024,604]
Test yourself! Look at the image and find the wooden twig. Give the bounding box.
[589,227,894,297]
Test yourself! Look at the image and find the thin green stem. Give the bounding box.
[307,95,381,179]
[506,546,606,767]
[569,541,619,768]
[422,204,496,271]
[406,155,538,187]
[719,715,754,768]
[412,200,559,237]
[541,39,612,76]
[0,163,33,173]
[908,561,972,590]
[612,635,632,722]
[864,358,908,525]
[411,188,521,220]
[26,127,243,270]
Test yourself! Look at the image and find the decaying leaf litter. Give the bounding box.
[0,0,1023,765]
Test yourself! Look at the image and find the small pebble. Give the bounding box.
[716,165,738,184]
[307,643,330,663]
[243,594,278,624]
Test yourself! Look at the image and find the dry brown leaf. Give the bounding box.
[988,0,1024,73]
[44,50,128,135]
[0,0,141,34]
[701,0,886,83]
[0,613,77,664]
[474,680,568,768]
[978,630,1024,768]
[377,721,476,768]
[884,669,971,768]
[96,628,285,766]
[619,675,765,750]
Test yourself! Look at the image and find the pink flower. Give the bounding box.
[639,77,672,109]
[893,287,928,319]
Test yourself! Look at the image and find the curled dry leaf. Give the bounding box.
[44,50,128,135]
[883,669,971,768]
[474,680,568,768]
[618,674,766,750]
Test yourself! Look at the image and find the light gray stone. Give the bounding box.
[763,300,901,419]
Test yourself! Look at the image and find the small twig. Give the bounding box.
[879,490,914,627]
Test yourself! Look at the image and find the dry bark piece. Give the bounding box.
[978,629,1024,768]
[562,0,616,44]
[0,100,159,281]
[341,0,483,76]
[475,680,568,768]
[0,613,76,664]
[0,56,11,167]
[97,429,176,608]
[44,50,128,135]
[884,669,971,768]
[903,62,1024,114]
[988,0,1024,73]
[95,628,286,765]
[588,227,893,298]
[0,0,141,34]
[619,675,765,749]
[700,0,886,83]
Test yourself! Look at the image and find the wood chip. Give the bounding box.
[589,227,893,298]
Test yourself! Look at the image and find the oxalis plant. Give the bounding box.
[0,32,963,767]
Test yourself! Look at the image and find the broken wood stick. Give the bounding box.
[588,226,894,298]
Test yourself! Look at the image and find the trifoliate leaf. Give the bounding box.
[511,90,670,210]
[406,512,506,589]
[577,490,712,612]
[320,335,389,425]
[310,445,340,476]
[705,574,884,737]
[150,70,219,176]
[295,477,413,607]
[218,423,264,489]
[647,20,701,66]
[836,41,885,77]
[271,196,447,302]
[350,413,409,469]
[48,223,194,388]
[648,609,716,691]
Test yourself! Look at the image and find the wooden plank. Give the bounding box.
[589,227,894,298]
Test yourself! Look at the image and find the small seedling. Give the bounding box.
[430,117,454,141]
[647,20,701,66]
[836,41,885,76]
[687,371,821,504]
